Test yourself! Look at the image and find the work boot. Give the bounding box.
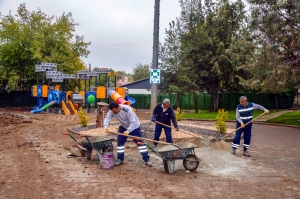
[145,161,153,167]
[243,150,250,157]
[114,159,123,166]
[230,148,236,155]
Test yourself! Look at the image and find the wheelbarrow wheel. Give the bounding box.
[183,154,199,171]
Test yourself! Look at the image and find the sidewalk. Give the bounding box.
[255,110,292,122]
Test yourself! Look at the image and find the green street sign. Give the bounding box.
[150,69,160,83]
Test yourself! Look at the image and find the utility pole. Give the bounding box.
[150,0,160,115]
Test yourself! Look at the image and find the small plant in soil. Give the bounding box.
[215,109,228,134]
[176,108,183,121]
[78,107,89,127]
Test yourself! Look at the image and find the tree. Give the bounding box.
[230,0,300,110]
[0,3,90,92]
[248,0,300,75]
[131,63,150,81]
[160,19,198,110]
[181,0,247,111]
[177,0,204,112]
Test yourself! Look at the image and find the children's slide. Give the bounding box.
[30,100,58,113]
[61,100,70,116]
[125,95,136,107]
[68,100,78,115]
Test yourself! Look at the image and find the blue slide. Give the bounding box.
[30,101,57,113]
[125,95,136,107]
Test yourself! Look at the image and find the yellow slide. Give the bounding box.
[68,100,78,115]
[61,100,70,116]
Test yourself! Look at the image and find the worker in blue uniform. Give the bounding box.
[231,96,269,157]
[151,98,179,148]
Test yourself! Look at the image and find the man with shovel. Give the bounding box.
[104,102,152,167]
[231,96,269,157]
[151,98,179,148]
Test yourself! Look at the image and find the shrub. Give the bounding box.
[78,107,89,127]
[176,108,183,121]
[133,108,137,114]
[215,109,228,134]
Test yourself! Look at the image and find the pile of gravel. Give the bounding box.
[140,121,222,140]
[70,124,97,133]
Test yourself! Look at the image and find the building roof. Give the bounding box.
[120,77,151,89]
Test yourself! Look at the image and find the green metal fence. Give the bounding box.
[219,93,294,110]
[0,91,294,110]
[0,91,36,107]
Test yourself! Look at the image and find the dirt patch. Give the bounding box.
[0,109,299,198]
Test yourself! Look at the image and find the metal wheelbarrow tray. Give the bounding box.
[81,135,114,152]
[145,141,200,174]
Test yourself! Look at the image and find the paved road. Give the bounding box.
[246,124,300,179]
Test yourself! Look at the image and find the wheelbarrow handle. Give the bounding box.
[62,132,87,150]
[106,131,182,149]
[140,140,165,159]
[80,134,93,146]
[62,132,78,143]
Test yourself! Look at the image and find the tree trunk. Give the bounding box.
[176,93,181,113]
[193,92,198,113]
[275,93,278,111]
[213,90,219,112]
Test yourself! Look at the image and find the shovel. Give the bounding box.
[154,121,203,139]
[210,112,266,142]
[106,130,183,149]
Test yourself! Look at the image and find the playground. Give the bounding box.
[0,109,299,198]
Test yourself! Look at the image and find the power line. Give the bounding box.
[88,41,152,48]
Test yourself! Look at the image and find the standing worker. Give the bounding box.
[231,96,269,157]
[104,102,152,167]
[151,99,179,148]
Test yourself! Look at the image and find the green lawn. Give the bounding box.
[182,110,276,121]
[266,111,300,126]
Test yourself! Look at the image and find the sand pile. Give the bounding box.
[195,147,249,175]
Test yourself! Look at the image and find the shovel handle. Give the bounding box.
[154,121,201,138]
[107,131,182,149]
[221,112,266,139]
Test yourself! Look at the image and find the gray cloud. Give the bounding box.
[0,0,181,73]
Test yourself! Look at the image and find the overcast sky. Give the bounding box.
[0,0,181,74]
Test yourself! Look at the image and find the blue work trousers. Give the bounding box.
[232,127,252,151]
[117,126,150,162]
[153,124,173,146]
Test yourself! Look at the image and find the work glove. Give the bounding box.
[241,123,245,128]
[151,117,156,122]
[264,109,269,114]
[175,126,179,131]
[123,131,129,136]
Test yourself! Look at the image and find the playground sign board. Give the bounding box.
[150,69,160,83]
[35,62,57,72]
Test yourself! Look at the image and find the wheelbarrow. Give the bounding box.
[107,131,200,174]
[80,134,114,153]
[80,134,115,169]
[143,140,200,174]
